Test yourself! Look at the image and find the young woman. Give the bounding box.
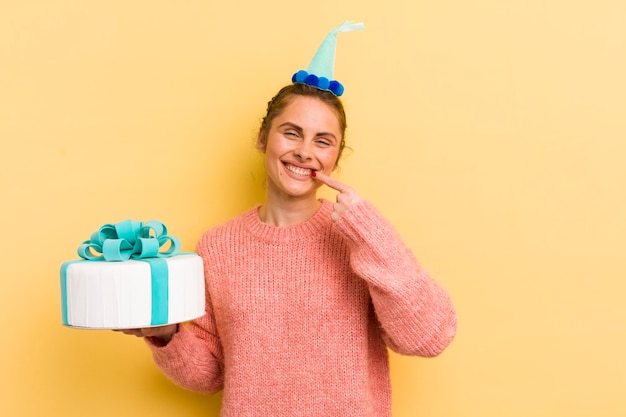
[120,83,457,416]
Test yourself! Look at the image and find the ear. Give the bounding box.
[256,128,267,153]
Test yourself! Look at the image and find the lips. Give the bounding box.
[284,162,314,177]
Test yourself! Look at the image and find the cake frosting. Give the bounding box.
[60,220,205,329]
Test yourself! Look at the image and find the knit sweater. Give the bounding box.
[147,199,456,416]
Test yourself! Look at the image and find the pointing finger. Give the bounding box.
[312,171,348,192]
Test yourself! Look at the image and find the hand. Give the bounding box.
[313,171,362,222]
[114,324,178,345]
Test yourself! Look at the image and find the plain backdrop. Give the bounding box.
[1,1,625,416]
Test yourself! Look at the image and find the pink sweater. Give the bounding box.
[148,199,456,416]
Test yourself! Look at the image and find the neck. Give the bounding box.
[259,192,321,227]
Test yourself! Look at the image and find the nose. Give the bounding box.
[294,140,313,160]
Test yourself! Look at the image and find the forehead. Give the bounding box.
[274,96,341,134]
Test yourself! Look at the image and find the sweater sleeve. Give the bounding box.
[335,200,457,357]
[145,261,225,394]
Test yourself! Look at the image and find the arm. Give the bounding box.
[314,172,457,357]
[117,301,224,394]
[144,306,224,394]
[336,200,457,357]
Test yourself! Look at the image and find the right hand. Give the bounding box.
[312,171,362,222]
[114,324,178,345]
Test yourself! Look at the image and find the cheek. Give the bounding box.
[264,134,291,156]
[320,149,341,170]
[264,145,287,176]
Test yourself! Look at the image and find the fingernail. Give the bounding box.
[311,171,317,177]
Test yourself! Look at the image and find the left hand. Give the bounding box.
[313,171,362,222]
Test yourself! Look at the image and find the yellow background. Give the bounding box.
[1,1,625,416]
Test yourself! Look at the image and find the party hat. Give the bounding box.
[292,21,364,96]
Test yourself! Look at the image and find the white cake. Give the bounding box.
[61,253,206,329]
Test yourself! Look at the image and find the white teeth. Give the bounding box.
[285,163,312,176]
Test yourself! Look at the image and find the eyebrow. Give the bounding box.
[278,122,338,142]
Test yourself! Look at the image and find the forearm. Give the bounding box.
[368,267,457,357]
[146,321,224,394]
[336,200,457,356]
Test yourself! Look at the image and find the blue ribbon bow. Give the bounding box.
[77,220,180,262]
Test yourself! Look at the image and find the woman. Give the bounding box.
[121,82,456,416]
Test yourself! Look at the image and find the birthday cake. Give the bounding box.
[60,220,206,329]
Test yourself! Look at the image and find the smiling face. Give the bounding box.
[257,95,343,200]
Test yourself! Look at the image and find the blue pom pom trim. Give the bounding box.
[291,70,345,96]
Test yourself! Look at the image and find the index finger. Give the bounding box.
[312,171,348,192]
